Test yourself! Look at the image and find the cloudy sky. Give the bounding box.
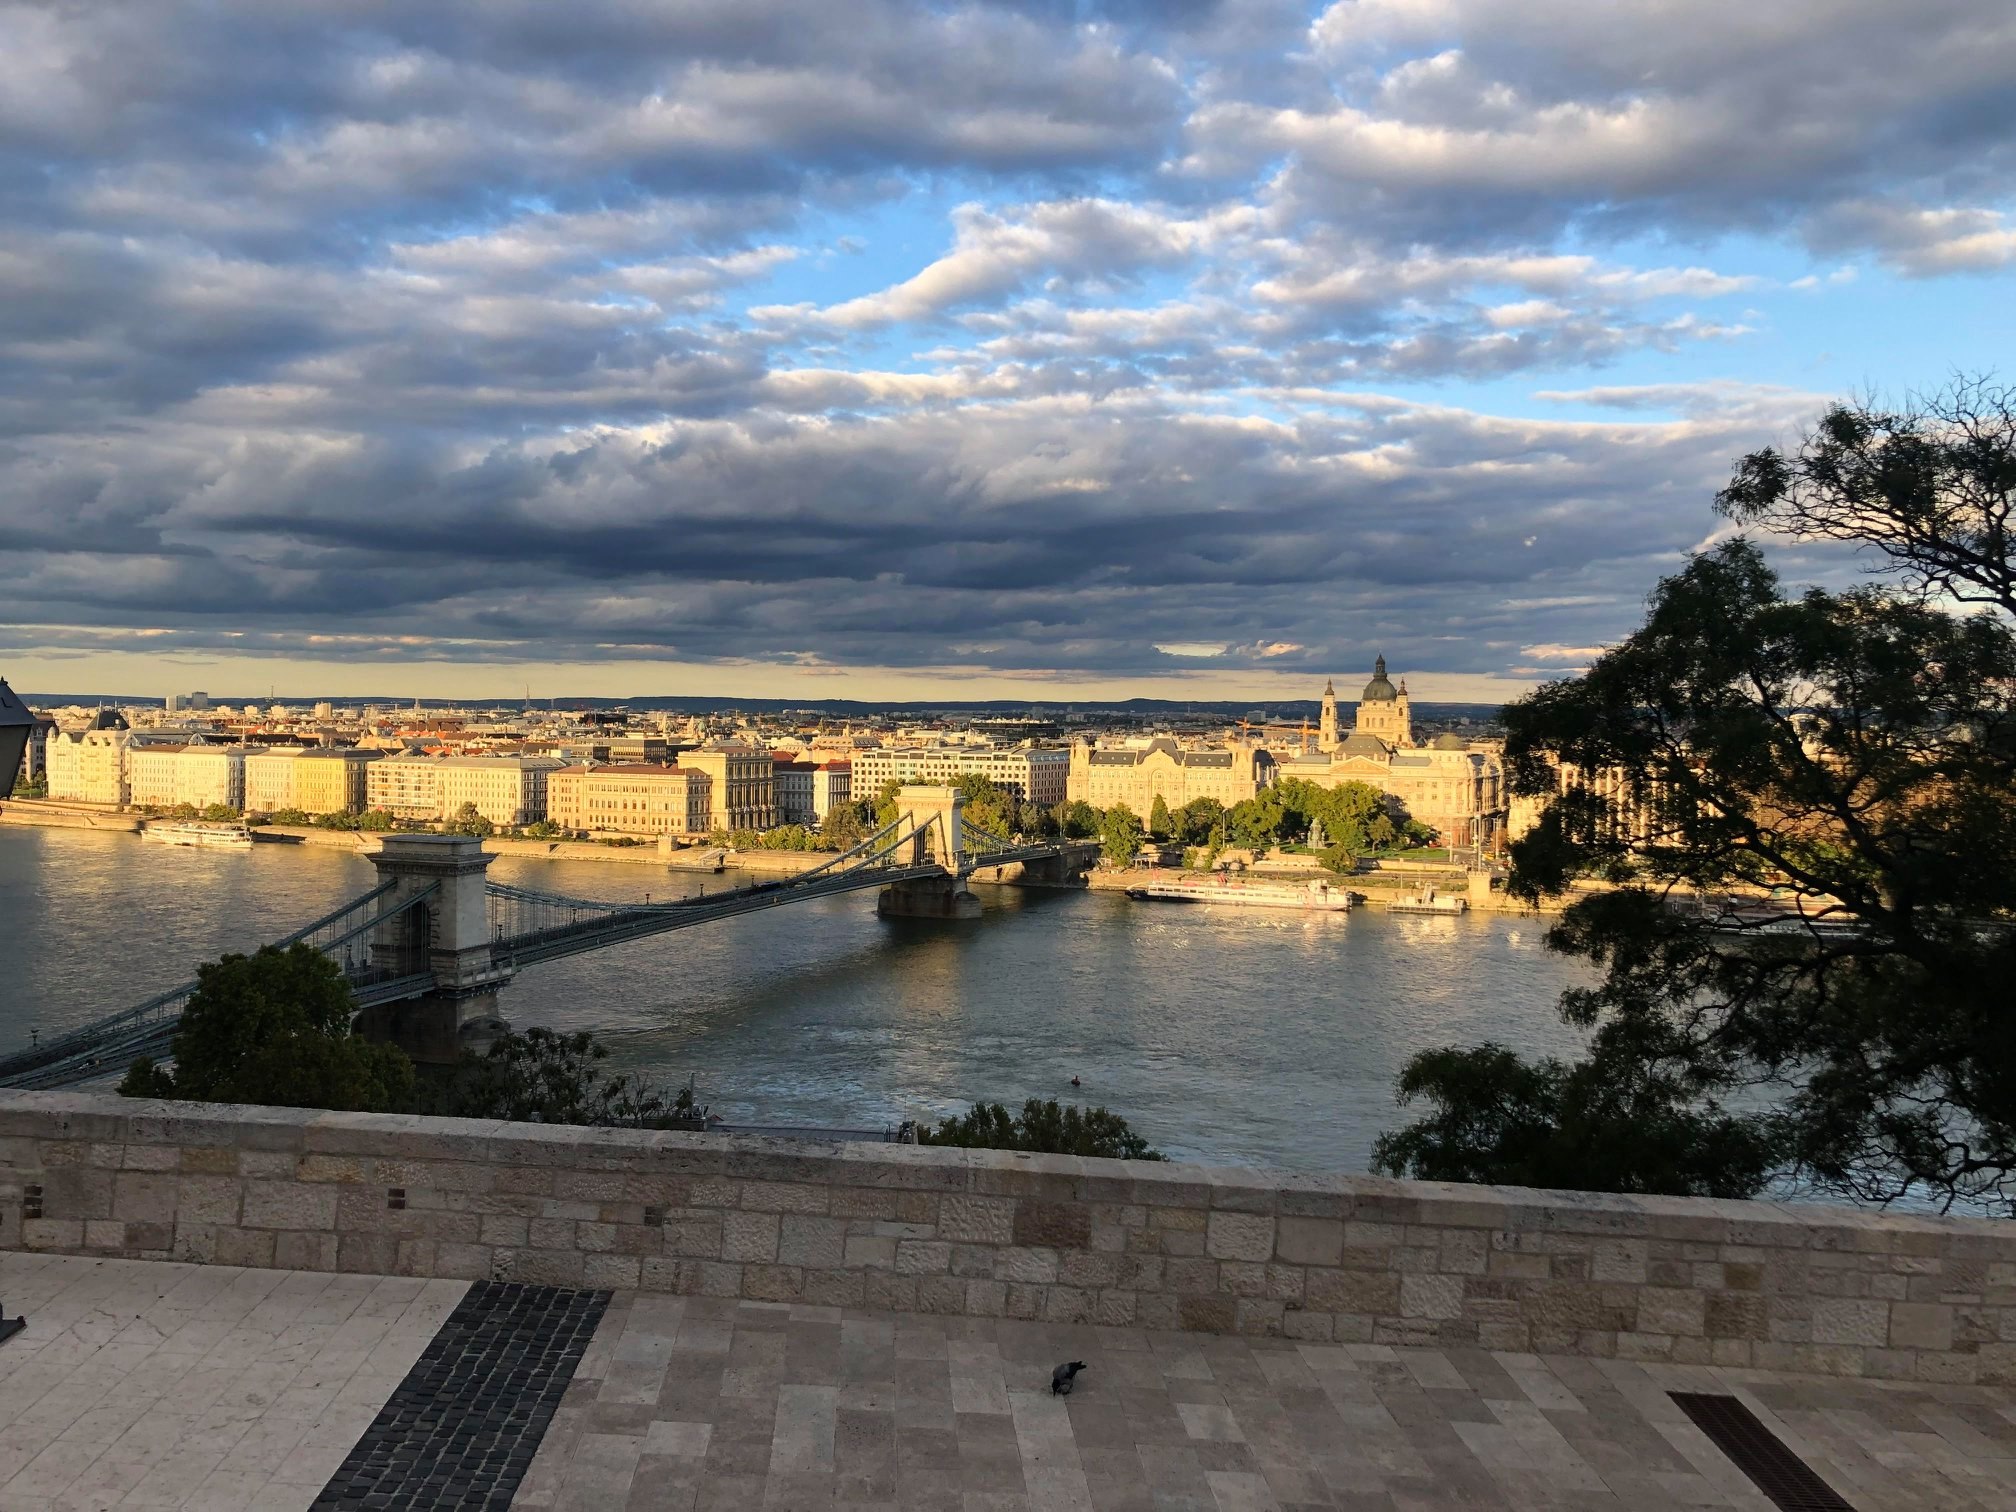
[3,0,2012,702]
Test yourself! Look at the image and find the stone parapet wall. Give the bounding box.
[4,1090,2012,1383]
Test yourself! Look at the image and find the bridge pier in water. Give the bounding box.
[877,786,982,919]
[358,835,515,1064]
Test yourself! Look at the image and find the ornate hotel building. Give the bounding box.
[1065,738,1275,814]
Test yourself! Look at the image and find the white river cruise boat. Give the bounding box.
[141,819,255,849]
[1124,875,1353,912]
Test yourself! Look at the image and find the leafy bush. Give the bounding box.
[422,1028,698,1128]
[916,1099,1163,1160]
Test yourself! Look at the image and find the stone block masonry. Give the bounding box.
[4,1090,2015,1384]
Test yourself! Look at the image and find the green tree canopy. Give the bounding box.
[1169,798,1225,846]
[1100,804,1143,867]
[873,777,905,827]
[952,772,1014,838]
[1057,799,1101,839]
[1375,386,2016,1210]
[443,801,494,837]
[1148,793,1173,840]
[821,798,878,849]
[119,943,413,1112]
[916,1099,1163,1160]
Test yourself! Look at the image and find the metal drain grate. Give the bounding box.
[1670,1392,1854,1511]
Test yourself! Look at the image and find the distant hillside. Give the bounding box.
[17,691,1510,723]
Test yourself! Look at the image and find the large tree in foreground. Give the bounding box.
[120,943,414,1112]
[1375,383,2016,1210]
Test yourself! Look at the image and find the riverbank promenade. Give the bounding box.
[6,1251,2015,1511]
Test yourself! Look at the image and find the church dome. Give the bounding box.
[1360,655,1398,704]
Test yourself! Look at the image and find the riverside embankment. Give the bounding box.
[0,800,827,871]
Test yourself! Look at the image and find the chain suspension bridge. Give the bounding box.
[0,788,1096,1091]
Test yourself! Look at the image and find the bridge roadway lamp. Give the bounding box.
[0,677,32,799]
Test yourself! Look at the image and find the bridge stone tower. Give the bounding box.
[877,786,982,919]
[357,835,513,1061]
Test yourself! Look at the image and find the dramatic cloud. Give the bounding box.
[0,0,2007,694]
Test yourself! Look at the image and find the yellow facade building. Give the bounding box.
[43,711,132,805]
[127,743,251,811]
[680,744,774,832]
[436,755,563,827]
[244,747,376,815]
[1066,738,1274,814]
[546,764,712,837]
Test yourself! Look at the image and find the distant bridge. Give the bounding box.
[0,787,1096,1090]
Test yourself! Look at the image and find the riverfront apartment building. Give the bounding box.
[1067,738,1275,814]
[127,742,252,811]
[680,743,774,832]
[811,760,851,821]
[772,755,817,826]
[852,744,1069,807]
[244,747,377,816]
[546,764,712,837]
[437,754,564,826]
[366,753,446,819]
[42,710,132,805]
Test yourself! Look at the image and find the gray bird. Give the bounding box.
[1051,1361,1086,1396]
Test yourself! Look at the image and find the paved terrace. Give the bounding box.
[6,1252,2016,1512]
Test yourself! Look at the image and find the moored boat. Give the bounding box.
[141,819,254,849]
[1386,885,1467,915]
[1124,876,1352,911]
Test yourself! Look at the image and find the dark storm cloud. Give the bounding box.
[0,0,2007,686]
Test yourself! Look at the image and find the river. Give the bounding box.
[0,826,1591,1173]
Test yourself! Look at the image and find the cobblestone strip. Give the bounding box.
[311,1280,610,1510]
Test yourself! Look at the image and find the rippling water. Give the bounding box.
[0,826,1591,1172]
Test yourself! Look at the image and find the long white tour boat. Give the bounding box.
[141,819,255,849]
[1125,876,1353,912]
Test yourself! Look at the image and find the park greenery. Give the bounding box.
[915,1099,1165,1160]
[1374,383,2016,1211]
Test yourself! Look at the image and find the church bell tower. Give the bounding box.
[1318,679,1339,752]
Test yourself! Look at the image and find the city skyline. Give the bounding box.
[3,0,2011,700]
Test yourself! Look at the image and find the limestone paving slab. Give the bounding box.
[517,1295,2016,1512]
[0,1251,466,1511]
